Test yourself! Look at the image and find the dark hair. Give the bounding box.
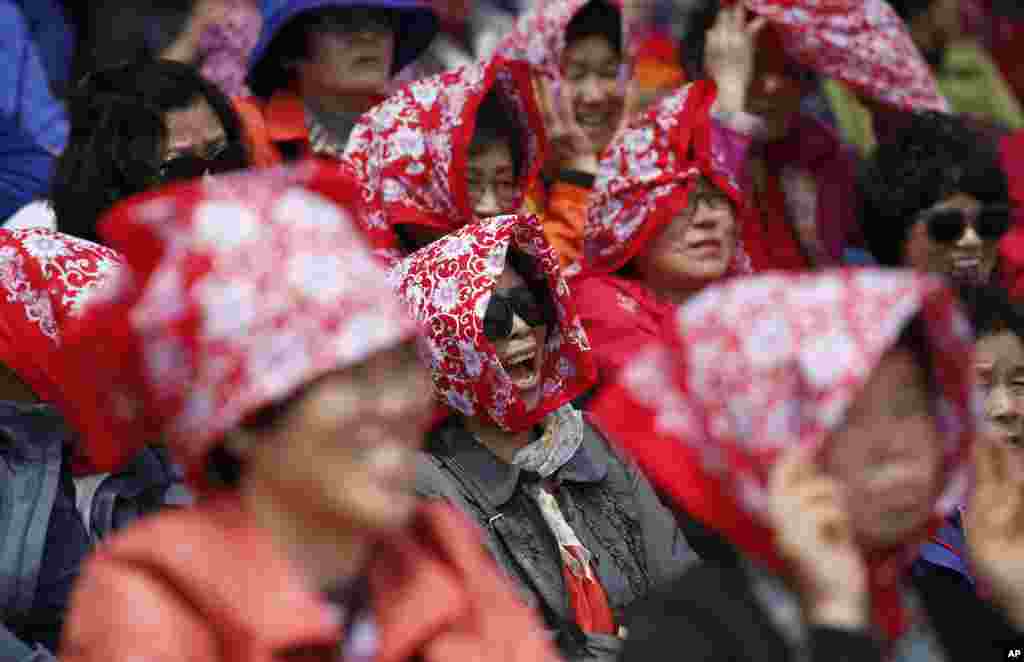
[960,284,1024,340]
[469,88,525,178]
[67,0,198,92]
[679,0,720,80]
[858,111,1010,267]
[564,0,622,55]
[886,0,936,22]
[52,59,248,243]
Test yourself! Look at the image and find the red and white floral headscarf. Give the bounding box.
[62,162,418,487]
[496,0,631,82]
[0,229,122,460]
[584,79,752,276]
[593,268,975,640]
[728,0,948,112]
[343,57,546,265]
[391,214,596,433]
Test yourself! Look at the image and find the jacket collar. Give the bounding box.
[264,89,310,145]
[438,417,609,508]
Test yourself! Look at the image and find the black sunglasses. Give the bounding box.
[483,286,551,342]
[158,142,248,183]
[923,205,1013,244]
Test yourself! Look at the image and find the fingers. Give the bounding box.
[771,444,821,494]
[747,16,768,36]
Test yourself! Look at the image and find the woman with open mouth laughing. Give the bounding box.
[572,78,752,384]
[393,213,697,662]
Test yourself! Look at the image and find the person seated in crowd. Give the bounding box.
[343,55,544,263]
[45,59,249,242]
[573,79,750,383]
[859,111,1013,288]
[394,214,696,661]
[593,269,1024,661]
[684,0,946,270]
[57,163,558,662]
[0,117,55,225]
[238,0,439,162]
[496,0,627,267]
[0,229,122,661]
[914,284,1024,592]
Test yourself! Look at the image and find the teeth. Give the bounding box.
[508,351,535,367]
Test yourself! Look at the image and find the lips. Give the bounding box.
[504,347,539,390]
[950,254,984,283]
[686,238,724,257]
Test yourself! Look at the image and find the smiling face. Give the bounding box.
[634,178,737,297]
[467,140,520,220]
[242,342,433,535]
[976,330,1024,474]
[824,348,944,550]
[490,265,548,411]
[902,193,999,286]
[561,34,625,154]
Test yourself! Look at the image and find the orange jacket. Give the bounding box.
[60,495,558,662]
[234,91,312,167]
[528,178,592,269]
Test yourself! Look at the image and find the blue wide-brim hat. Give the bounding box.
[248,0,440,81]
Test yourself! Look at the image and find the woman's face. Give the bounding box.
[467,140,520,220]
[244,343,433,535]
[161,96,246,182]
[299,9,396,99]
[634,182,736,295]
[746,31,811,141]
[561,34,625,154]
[824,348,944,550]
[490,266,548,411]
[976,330,1024,474]
[902,193,999,286]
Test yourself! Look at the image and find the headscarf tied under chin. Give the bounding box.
[391,214,596,433]
[343,56,546,265]
[593,269,975,642]
[722,0,948,112]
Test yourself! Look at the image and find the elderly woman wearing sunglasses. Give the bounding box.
[393,213,697,662]
[860,111,1014,287]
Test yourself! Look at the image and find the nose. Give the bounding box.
[957,223,983,249]
[578,75,604,104]
[508,310,532,340]
[473,186,501,220]
[988,383,1016,424]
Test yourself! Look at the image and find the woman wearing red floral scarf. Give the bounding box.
[393,213,696,661]
[57,163,558,662]
[343,55,545,264]
[594,269,1024,661]
[572,78,751,384]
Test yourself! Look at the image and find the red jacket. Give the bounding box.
[60,495,558,662]
[998,130,1024,299]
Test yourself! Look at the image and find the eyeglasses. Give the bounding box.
[309,8,395,35]
[483,286,551,342]
[921,205,1013,244]
[158,142,247,183]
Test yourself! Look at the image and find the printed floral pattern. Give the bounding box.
[0,229,123,458]
[585,80,752,276]
[343,57,546,265]
[62,163,418,484]
[596,269,974,563]
[730,0,948,112]
[392,214,595,433]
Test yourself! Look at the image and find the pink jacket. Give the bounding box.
[60,495,558,662]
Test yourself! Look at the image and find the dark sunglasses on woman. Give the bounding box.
[483,286,551,342]
[159,142,248,184]
[923,204,1014,244]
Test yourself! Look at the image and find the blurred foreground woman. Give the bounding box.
[57,163,558,662]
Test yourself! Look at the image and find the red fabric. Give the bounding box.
[592,269,975,642]
[0,230,123,474]
[391,214,596,433]
[62,162,418,484]
[584,80,751,276]
[725,0,948,112]
[746,168,812,272]
[561,547,616,635]
[60,496,559,662]
[998,131,1024,298]
[572,275,670,382]
[343,57,546,265]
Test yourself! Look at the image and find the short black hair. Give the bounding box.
[886,0,936,22]
[960,284,1024,340]
[52,59,249,243]
[564,0,622,55]
[858,111,1010,267]
[679,0,720,80]
[469,88,525,179]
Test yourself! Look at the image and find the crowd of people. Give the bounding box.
[0,0,1023,660]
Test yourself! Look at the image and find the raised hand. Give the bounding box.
[768,444,869,629]
[703,4,767,114]
[964,434,1024,629]
[533,74,599,176]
